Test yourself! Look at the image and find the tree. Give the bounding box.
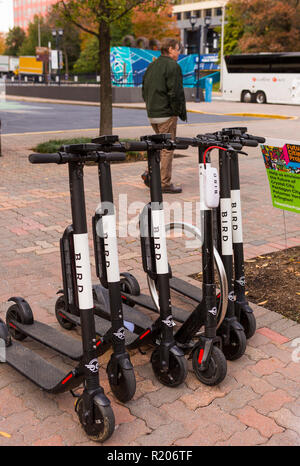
[215,2,244,56]
[5,26,26,56]
[111,12,133,47]
[73,35,99,74]
[55,0,168,135]
[226,0,300,53]
[72,21,132,73]
[19,15,52,56]
[46,7,81,76]
[131,1,179,42]
[0,33,5,54]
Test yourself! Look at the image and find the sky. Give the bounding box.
[0,0,14,33]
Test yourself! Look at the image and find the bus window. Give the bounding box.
[270,56,300,74]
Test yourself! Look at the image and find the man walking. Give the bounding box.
[142,38,187,193]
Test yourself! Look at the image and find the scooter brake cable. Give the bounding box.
[203,145,227,164]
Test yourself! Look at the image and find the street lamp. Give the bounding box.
[219,2,226,91]
[204,16,211,54]
[188,15,197,54]
[189,15,201,103]
[52,29,63,85]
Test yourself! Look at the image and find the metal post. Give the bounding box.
[195,26,201,103]
[56,35,60,86]
[220,4,225,91]
[38,17,41,48]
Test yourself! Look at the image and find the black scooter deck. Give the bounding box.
[169,276,202,303]
[94,286,154,330]
[62,310,138,346]
[9,320,83,361]
[121,291,190,324]
[4,341,83,393]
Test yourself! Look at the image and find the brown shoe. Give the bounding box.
[162,183,182,194]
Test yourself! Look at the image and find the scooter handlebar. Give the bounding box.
[103,153,126,162]
[124,141,148,151]
[175,143,189,150]
[175,137,195,145]
[29,153,62,164]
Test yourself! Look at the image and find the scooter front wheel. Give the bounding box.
[107,359,136,403]
[120,272,140,307]
[151,347,188,387]
[192,345,227,386]
[75,397,115,443]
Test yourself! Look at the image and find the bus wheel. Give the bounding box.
[241,90,252,103]
[255,91,266,104]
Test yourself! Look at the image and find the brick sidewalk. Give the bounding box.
[0,127,299,446]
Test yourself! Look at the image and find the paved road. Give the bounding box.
[0,100,263,134]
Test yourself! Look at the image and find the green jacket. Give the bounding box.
[142,55,187,122]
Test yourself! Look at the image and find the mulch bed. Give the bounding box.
[191,246,300,324]
[244,245,300,323]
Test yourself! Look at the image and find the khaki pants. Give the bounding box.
[151,116,178,188]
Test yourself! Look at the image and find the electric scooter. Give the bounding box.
[163,129,264,357]
[39,144,137,404]
[54,139,188,388]
[119,134,240,385]
[0,149,121,442]
[214,128,265,338]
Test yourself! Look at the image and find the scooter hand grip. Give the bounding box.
[247,135,266,144]
[29,153,62,164]
[104,153,126,162]
[229,142,243,150]
[242,139,258,147]
[175,137,194,145]
[124,141,147,151]
[175,143,189,150]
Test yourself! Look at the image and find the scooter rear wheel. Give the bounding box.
[222,327,247,361]
[240,310,256,339]
[192,345,227,386]
[55,295,76,330]
[75,397,115,443]
[107,359,136,403]
[151,347,188,387]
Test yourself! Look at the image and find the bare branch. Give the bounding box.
[60,0,98,36]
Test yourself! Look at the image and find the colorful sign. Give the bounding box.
[261,141,300,213]
[110,47,219,87]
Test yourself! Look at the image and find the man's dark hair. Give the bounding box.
[160,38,180,55]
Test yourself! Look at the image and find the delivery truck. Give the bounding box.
[14,56,43,79]
[0,55,19,77]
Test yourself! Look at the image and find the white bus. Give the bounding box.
[222,53,300,105]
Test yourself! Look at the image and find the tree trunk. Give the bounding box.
[99,21,112,135]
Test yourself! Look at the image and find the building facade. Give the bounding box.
[172,0,227,54]
[13,0,57,30]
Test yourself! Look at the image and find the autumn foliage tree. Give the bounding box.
[55,0,168,135]
[226,0,300,53]
[0,33,5,54]
[132,1,179,42]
